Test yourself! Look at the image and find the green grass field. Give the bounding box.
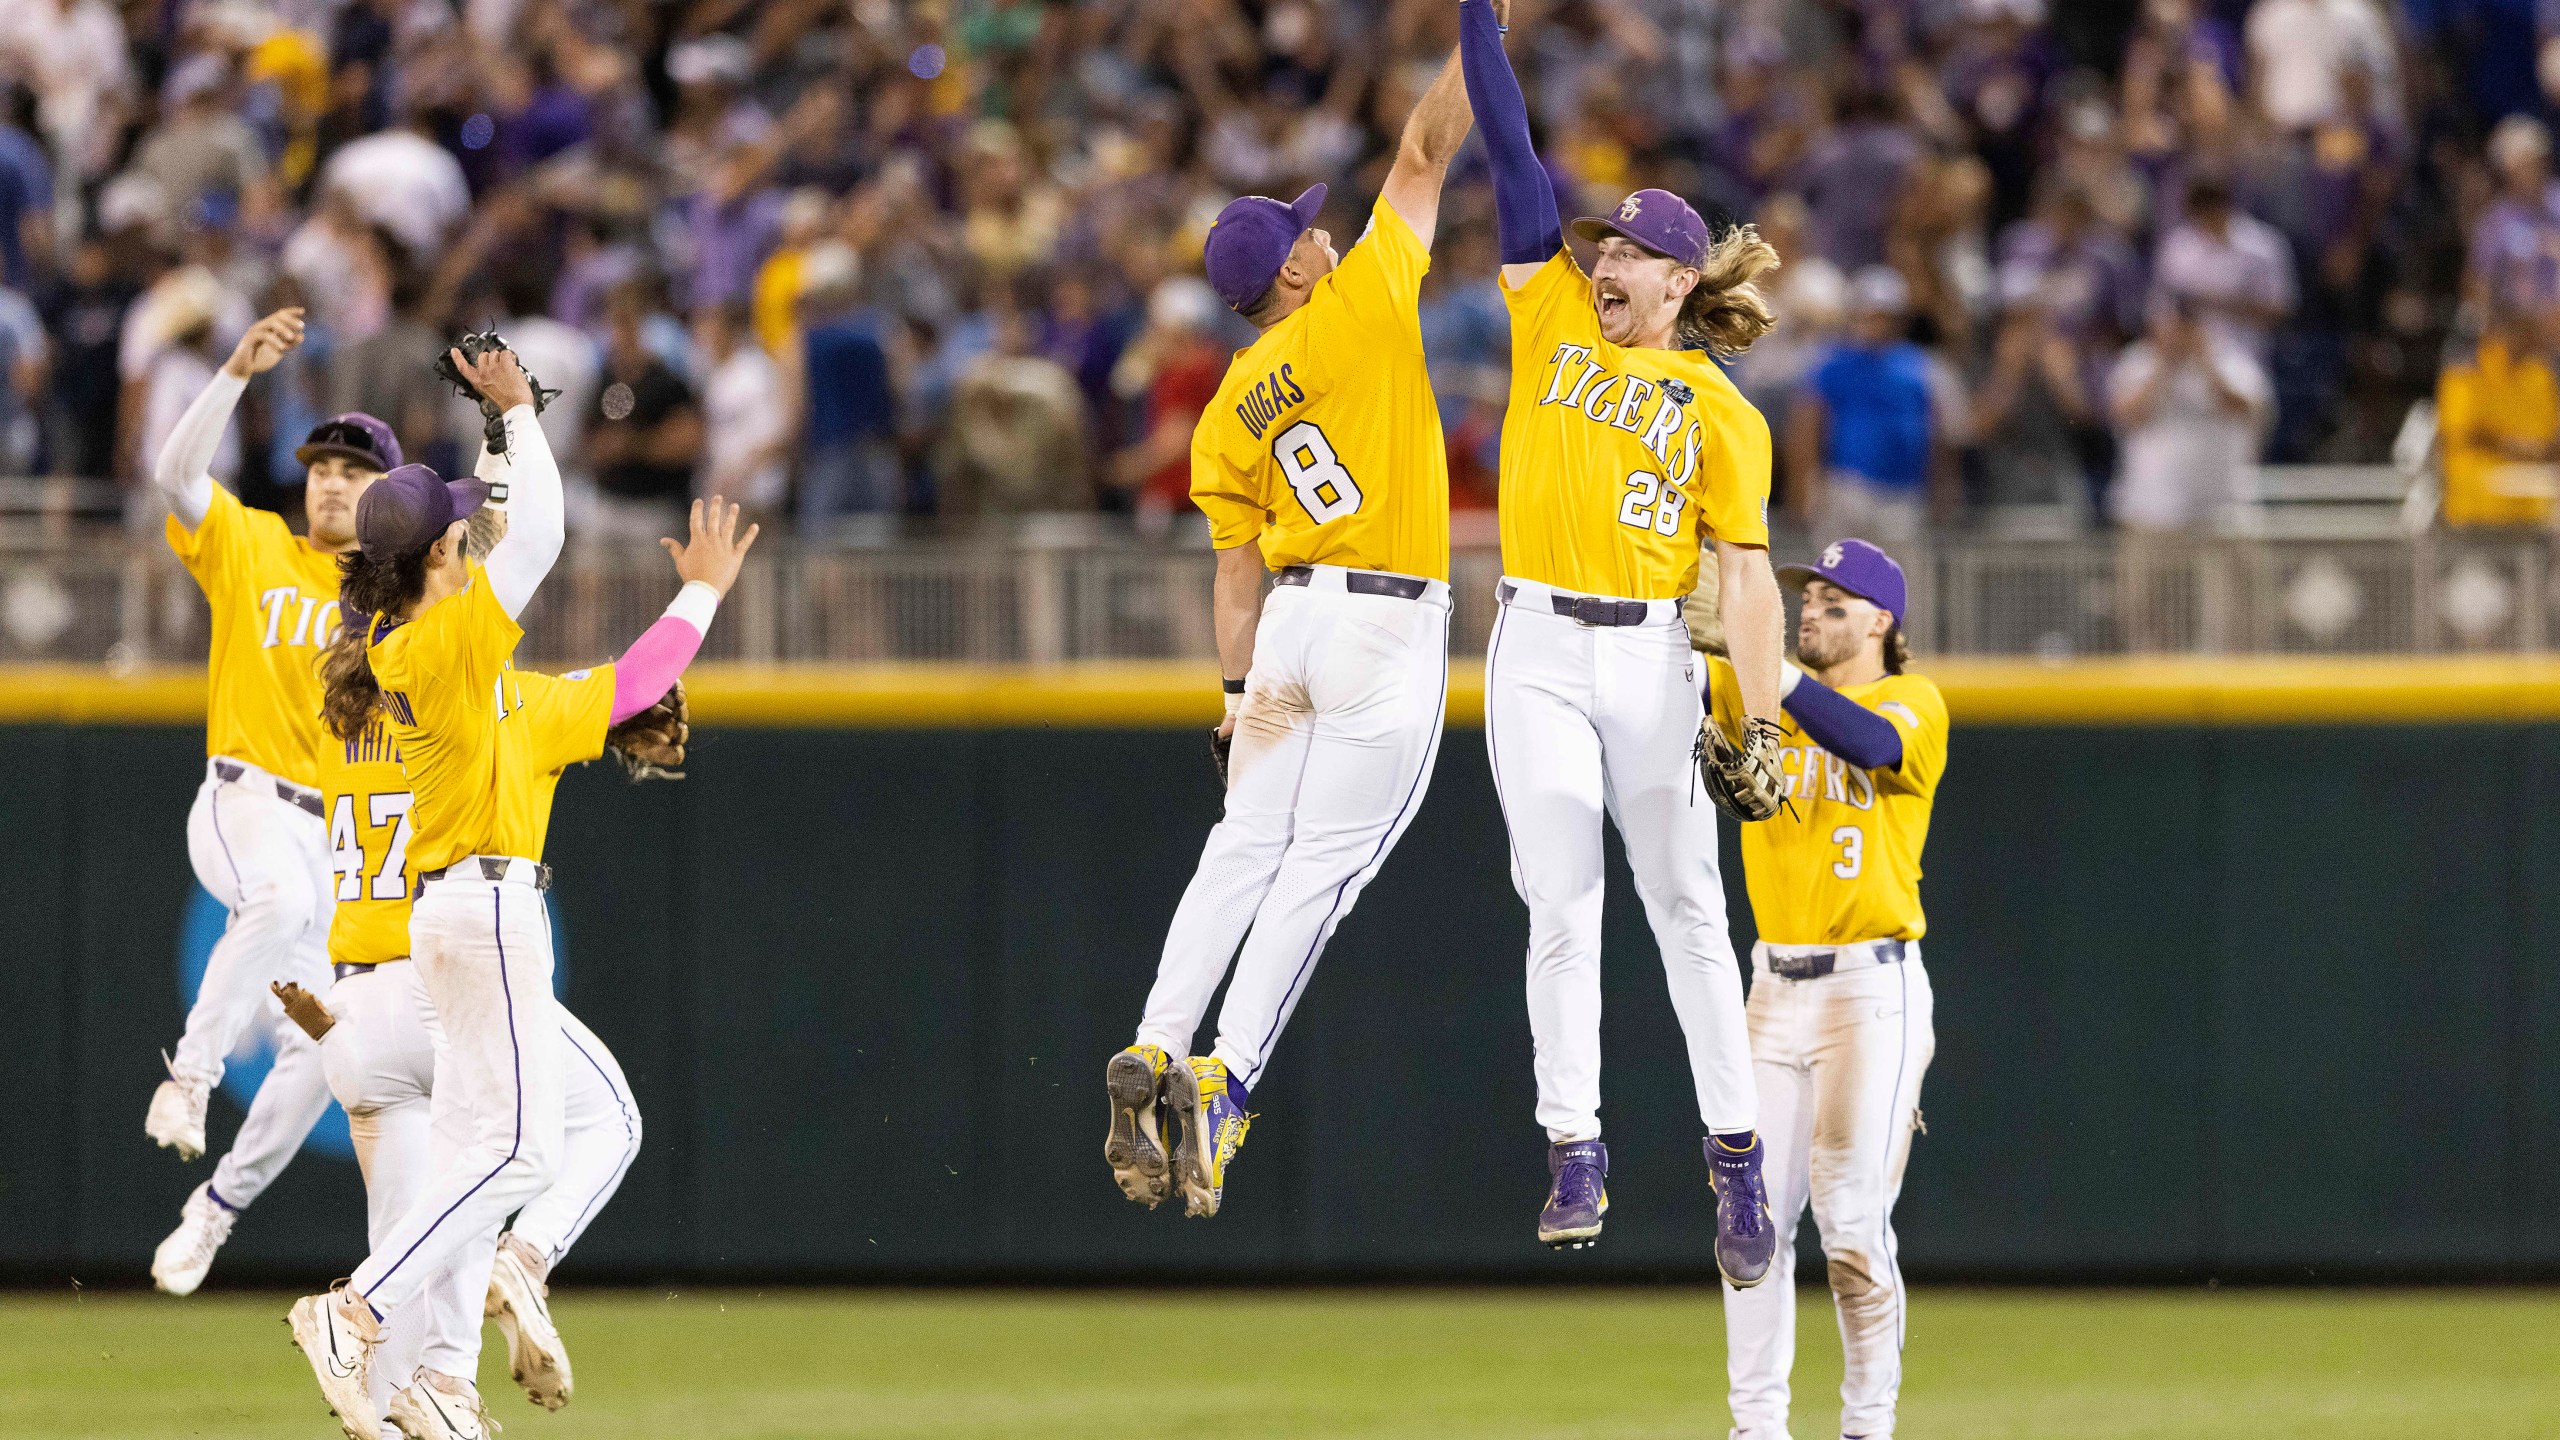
[5,1286,2557,1438]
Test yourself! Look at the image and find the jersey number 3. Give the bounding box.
[331,791,416,901]
[1275,421,1365,524]
[1618,470,1686,538]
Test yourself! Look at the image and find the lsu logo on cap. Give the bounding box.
[1822,542,1845,568]
[1616,194,1643,222]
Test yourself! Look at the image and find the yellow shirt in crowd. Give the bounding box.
[1706,655,1949,948]
[1497,249,1772,600]
[1189,196,1450,583]
[2437,336,2558,529]
[165,485,346,788]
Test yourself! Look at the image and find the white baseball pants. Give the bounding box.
[324,958,641,1402]
[349,868,564,1316]
[1134,567,1449,1090]
[1484,580,1756,1141]
[1723,947,1935,1440]
[179,759,336,1209]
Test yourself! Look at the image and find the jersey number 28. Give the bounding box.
[1275,421,1365,524]
[1618,469,1686,537]
[331,791,416,901]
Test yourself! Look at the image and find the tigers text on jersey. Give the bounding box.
[1499,249,1773,600]
[1707,657,1949,947]
[366,565,615,873]
[166,486,345,787]
[1191,196,1450,582]
[322,669,612,967]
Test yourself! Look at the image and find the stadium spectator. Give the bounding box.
[0,273,44,475]
[2434,307,2559,529]
[130,55,275,231]
[694,300,790,525]
[1109,276,1228,533]
[794,245,902,528]
[578,281,702,541]
[934,294,1091,519]
[2106,296,2270,533]
[2153,173,2295,359]
[1971,266,2097,525]
[2245,0,2395,135]
[316,99,469,258]
[1,87,54,292]
[2469,116,2560,324]
[1791,267,1960,543]
[329,263,449,473]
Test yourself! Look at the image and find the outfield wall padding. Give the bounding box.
[5,716,2557,1283]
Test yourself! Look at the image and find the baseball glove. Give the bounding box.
[1210,726,1233,787]
[1694,714,1789,822]
[434,327,562,456]
[606,678,689,782]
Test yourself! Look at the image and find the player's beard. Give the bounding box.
[1795,625,1854,671]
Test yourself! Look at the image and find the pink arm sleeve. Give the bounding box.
[610,614,704,723]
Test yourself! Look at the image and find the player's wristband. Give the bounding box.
[1778,661,1804,699]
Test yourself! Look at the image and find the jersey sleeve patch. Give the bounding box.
[1877,700,1920,730]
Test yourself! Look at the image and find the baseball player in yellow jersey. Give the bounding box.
[142,305,409,1294]
[280,512,657,1437]
[1460,0,1793,1268]
[1700,540,1946,1440]
[1103,28,1483,1219]
[288,442,752,1440]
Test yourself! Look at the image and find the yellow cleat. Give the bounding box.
[1164,1057,1252,1218]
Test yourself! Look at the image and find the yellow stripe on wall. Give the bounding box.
[9,658,2560,727]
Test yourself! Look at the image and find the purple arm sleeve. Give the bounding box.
[609,614,704,724]
[1781,674,1906,772]
[1460,0,1560,267]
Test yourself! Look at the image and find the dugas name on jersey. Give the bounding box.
[1535,342,1705,484]
[1234,362,1307,442]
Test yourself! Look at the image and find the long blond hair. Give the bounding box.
[1677,224,1781,358]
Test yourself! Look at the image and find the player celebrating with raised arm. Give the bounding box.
[1697,540,1945,1440]
[279,495,691,1436]
[144,305,410,1295]
[1101,22,1482,1219]
[1459,0,1790,1265]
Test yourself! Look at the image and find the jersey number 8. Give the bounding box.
[1275,420,1365,524]
[331,791,417,901]
[1618,470,1686,538]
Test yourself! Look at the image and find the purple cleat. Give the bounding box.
[1538,1140,1608,1249]
[1707,1133,1777,1287]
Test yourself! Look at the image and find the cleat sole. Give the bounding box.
[1103,1052,1170,1206]
[1163,1062,1219,1218]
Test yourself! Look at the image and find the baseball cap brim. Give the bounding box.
[1777,562,1886,612]
[293,441,389,470]
[1285,182,1328,232]
[445,477,493,519]
[1568,215,1677,257]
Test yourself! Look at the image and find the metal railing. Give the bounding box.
[4,526,2555,666]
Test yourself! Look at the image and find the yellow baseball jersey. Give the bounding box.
[1498,249,1772,599]
[1190,196,1449,582]
[165,486,346,786]
[1707,656,1949,946]
[368,566,616,872]
[323,668,612,967]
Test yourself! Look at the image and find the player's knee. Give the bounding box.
[1821,1235,1890,1300]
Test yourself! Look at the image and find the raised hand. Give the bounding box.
[451,345,537,413]
[661,496,762,598]
[225,308,306,379]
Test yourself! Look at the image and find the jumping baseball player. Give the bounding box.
[278,498,676,1438]
[1102,25,1484,1219]
[1700,540,1946,1440]
[145,305,404,1295]
[1459,0,1792,1266]
[289,360,748,1439]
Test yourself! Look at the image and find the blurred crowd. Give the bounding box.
[0,0,2548,542]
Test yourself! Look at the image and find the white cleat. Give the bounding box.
[287,1285,382,1440]
[151,1181,236,1295]
[145,1062,210,1160]
[388,1370,502,1440]
[485,1234,571,1410]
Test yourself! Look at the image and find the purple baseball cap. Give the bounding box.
[1203,184,1327,312]
[295,412,402,473]
[1571,188,1712,266]
[355,463,489,559]
[1778,538,1907,625]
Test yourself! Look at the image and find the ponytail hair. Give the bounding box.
[1678,223,1781,358]
[1884,621,1911,675]
[320,544,432,741]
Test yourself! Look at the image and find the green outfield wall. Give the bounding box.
[6,661,2559,1284]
